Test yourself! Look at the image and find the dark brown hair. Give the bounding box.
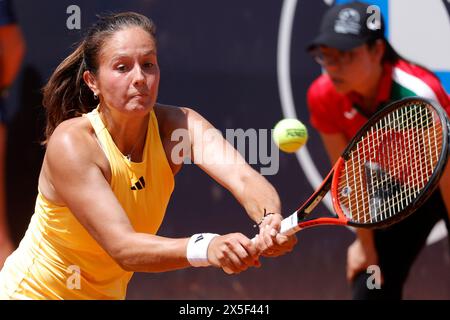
[367,38,401,64]
[367,37,437,77]
[42,12,156,143]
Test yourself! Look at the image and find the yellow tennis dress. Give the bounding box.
[0,108,174,299]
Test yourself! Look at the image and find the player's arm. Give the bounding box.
[417,80,450,222]
[45,122,258,274]
[183,107,296,256]
[319,132,378,281]
[438,99,450,223]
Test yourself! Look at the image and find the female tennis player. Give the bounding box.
[0,12,296,299]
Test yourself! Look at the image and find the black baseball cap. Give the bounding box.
[307,1,385,52]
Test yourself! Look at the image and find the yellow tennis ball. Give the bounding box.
[273,118,308,153]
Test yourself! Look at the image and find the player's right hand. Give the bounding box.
[207,233,261,274]
[256,213,297,257]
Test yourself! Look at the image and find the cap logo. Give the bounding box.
[334,8,361,35]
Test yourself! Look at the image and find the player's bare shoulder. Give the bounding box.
[45,116,107,173]
[154,104,210,139]
[47,117,95,155]
[40,116,108,204]
[154,103,190,138]
[154,104,191,175]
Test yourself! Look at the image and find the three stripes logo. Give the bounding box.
[131,176,146,190]
[195,234,204,243]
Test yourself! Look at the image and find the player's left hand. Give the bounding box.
[256,213,297,257]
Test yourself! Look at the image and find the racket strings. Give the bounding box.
[368,104,441,221]
[339,107,439,175]
[339,109,440,189]
[338,102,443,224]
[341,120,440,192]
[363,105,441,222]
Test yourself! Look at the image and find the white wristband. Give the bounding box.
[186,233,219,267]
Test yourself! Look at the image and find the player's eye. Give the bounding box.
[142,62,154,69]
[116,64,127,72]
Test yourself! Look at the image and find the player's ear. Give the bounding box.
[371,39,385,64]
[83,70,99,96]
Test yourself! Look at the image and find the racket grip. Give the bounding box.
[249,211,300,242]
[223,213,300,274]
[279,212,301,236]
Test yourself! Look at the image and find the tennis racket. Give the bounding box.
[274,97,450,236]
[223,97,449,274]
[268,97,450,235]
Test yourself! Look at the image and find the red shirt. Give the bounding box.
[307,59,450,140]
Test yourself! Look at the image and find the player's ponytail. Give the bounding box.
[42,12,157,144]
[42,41,94,144]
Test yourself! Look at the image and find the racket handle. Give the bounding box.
[249,211,300,242]
[223,212,300,275]
[279,212,301,236]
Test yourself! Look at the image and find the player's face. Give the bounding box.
[95,26,160,116]
[313,44,380,94]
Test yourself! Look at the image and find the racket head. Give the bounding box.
[331,97,450,229]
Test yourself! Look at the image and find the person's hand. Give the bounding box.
[256,213,297,258]
[207,233,261,274]
[0,237,14,270]
[346,238,381,283]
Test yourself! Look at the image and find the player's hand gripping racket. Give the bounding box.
[275,97,449,236]
[223,97,449,274]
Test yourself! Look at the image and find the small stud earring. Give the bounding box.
[93,93,98,100]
